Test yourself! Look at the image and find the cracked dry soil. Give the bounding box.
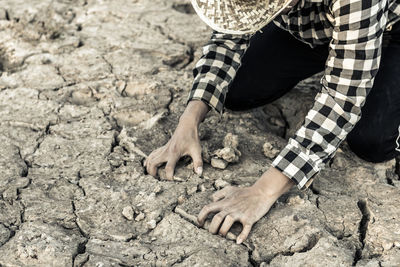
[0,0,399,266]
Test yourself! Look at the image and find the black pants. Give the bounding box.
[226,23,400,163]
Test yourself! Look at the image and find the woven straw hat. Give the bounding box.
[191,0,292,34]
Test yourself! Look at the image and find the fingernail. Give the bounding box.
[236,238,242,245]
[196,167,203,175]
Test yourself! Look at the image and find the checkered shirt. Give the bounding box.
[188,0,400,189]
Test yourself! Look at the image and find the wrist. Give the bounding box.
[252,167,295,200]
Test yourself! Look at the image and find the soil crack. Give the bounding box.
[72,238,88,267]
[353,199,371,265]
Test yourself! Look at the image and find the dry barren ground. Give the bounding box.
[0,0,399,266]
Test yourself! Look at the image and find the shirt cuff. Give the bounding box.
[187,82,225,115]
[271,141,321,190]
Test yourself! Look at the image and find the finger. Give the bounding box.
[147,154,166,177]
[237,224,252,244]
[144,156,151,169]
[144,154,152,169]
[145,147,162,169]
[212,186,234,202]
[197,202,223,227]
[189,145,203,175]
[219,214,235,237]
[208,211,227,234]
[165,154,180,180]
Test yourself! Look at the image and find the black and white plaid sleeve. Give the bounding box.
[272,0,389,189]
[188,31,251,114]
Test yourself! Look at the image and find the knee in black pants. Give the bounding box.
[224,82,297,112]
[224,91,278,111]
[347,128,396,163]
[224,95,247,111]
[224,95,269,111]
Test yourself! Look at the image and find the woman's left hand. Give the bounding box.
[197,167,295,244]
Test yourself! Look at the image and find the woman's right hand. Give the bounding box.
[144,100,209,180]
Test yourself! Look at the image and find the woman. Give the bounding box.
[145,0,400,244]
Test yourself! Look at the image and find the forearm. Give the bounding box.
[179,100,210,127]
[188,31,251,114]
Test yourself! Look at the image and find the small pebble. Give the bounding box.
[214,178,230,190]
[199,184,207,192]
[173,176,185,182]
[71,88,93,105]
[122,206,134,221]
[153,185,163,194]
[213,147,239,163]
[211,158,228,169]
[158,169,185,181]
[147,219,157,229]
[286,195,305,205]
[187,186,198,195]
[135,212,145,222]
[382,240,393,250]
[263,141,280,159]
[223,133,239,149]
[177,195,186,204]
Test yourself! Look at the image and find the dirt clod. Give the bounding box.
[211,157,228,169]
[122,206,134,221]
[263,141,280,159]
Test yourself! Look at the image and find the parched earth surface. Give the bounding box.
[0,0,399,266]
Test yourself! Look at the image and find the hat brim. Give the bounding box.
[191,0,292,35]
